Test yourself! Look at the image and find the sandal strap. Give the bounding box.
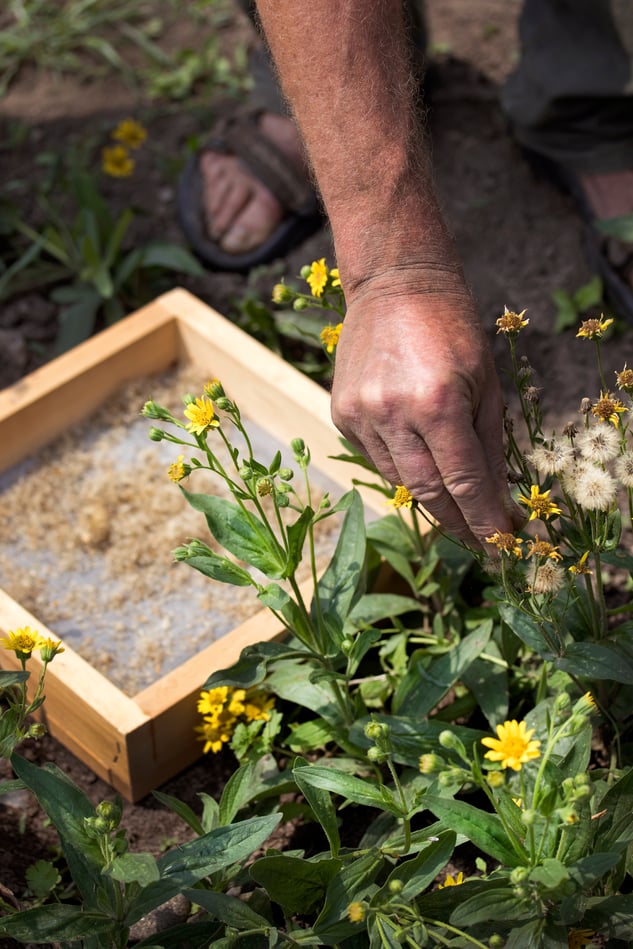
[203,112,317,216]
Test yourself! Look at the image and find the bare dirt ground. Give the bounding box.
[1,0,631,930]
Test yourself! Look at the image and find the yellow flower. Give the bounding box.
[1,627,45,658]
[168,454,186,482]
[346,901,365,923]
[486,771,505,789]
[438,871,464,888]
[482,720,541,771]
[306,258,329,297]
[567,928,600,949]
[569,551,592,576]
[320,322,343,354]
[387,485,414,509]
[485,531,523,558]
[197,686,230,716]
[518,485,562,521]
[591,391,627,427]
[525,536,562,561]
[112,118,147,149]
[574,692,597,715]
[243,692,275,722]
[102,144,134,177]
[195,713,236,754]
[576,315,613,339]
[39,638,65,662]
[330,267,341,288]
[496,306,528,334]
[184,396,219,435]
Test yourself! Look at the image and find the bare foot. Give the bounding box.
[200,113,307,255]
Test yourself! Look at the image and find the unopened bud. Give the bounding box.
[293,297,308,311]
[27,722,47,739]
[510,866,529,885]
[148,427,165,441]
[272,283,293,304]
[204,378,225,400]
[278,467,294,481]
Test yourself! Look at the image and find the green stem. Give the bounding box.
[424,918,491,949]
[385,757,411,855]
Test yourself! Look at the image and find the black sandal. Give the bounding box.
[178,111,324,272]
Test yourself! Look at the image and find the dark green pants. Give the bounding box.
[242,1,633,173]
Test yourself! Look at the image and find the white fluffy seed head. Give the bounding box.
[575,425,621,464]
[574,466,618,511]
[615,451,633,488]
[526,439,575,477]
[528,561,566,595]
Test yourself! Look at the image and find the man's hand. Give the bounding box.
[331,273,523,546]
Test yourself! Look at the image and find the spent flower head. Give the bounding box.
[485,531,523,558]
[526,440,574,477]
[39,638,65,663]
[616,365,633,393]
[615,451,633,487]
[591,391,627,427]
[528,560,567,596]
[576,424,620,463]
[168,455,187,482]
[573,465,617,511]
[576,315,613,339]
[525,536,562,561]
[481,719,541,771]
[496,306,529,335]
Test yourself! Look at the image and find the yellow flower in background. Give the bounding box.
[320,323,343,354]
[198,686,231,716]
[168,454,186,482]
[495,306,528,335]
[112,118,147,149]
[482,719,541,771]
[576,315,613,339]
[591,391,627,427]
[438,871,464,888]
[102,144,134,177]
[330,267,342,288]
[567,929,600,949]
[518,485,562,521]
[346,902,365,923]
[485,531,523,558]
[195,713,236,754]
[569,551,592,576]
[184,396,220,435]
[243,692,275,722]
[306,258,329,297]
[1,627,45,658]
[388,485,414,509]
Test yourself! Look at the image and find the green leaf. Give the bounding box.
[498,602,555,657]
[422,793,527,867]
[0,669,30,687]
[569,851,622,887]
[53,289,101,355]
[175,541,253,586]
[286,718,339,753]
[313,489,365,642]
[133,920,222,948]
[556,641,633,683]
[378,831,456,901]
[151,790,205,837]
[24,860,61,898]
[292,762,398,813]
[250,854,342,915]
[0,905,114,943]
[108,852,160,885]
[573,274,603,311]
[313,851,383,944]
[138,241,205,276]
[582,893,633,938]
[393,620,492,716]
[529,857,569,890]
[461,647,508,728]
[449,884,531,927]
[293,757,341,856]
[0,777,26,796]
[596,213,633,242]
[180,489,286,577]
[11,754,115,910]
[218,758,274,825]
[284,506,313,577]
[344,592,422,632]
[181,887,271,930]
[369,915,400,949]
[126,814,281,925]
[203,640,295,692]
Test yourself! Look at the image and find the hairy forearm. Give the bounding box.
[255,0,455,293]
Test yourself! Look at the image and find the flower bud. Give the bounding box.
[277,493,290,508]
[438,730,467,759]
[278,467,294,481]
[510,866,529,885]
[204,378,225,400]
[27,722,47,739]
[521,809,537,827]
[256,477,274,497]
[293,297,308,311]
[556,805,579,825]
[388,879,403,894]
[272,283,293,304]
[238,464,253,480]
[215,396,232,411]
[96,800,122,827]
[438,767,468,788]
[39,638,64,663]
[367,745,388,763]
[418,753,443,775]
[141,400,174,421]
[299,264,312,280]
[553,691,571,713]
[364,721,389,742]
[486,770,505,789]
[340,637,355,655]
[148,427,165,441]
[489,935,505,948]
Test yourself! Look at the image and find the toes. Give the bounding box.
[221,187,284,253]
